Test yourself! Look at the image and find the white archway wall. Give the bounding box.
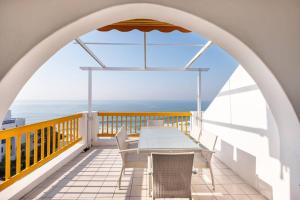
[0,1,299,120]
[0,1,299,199]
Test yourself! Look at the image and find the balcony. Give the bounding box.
[0,111,267,200]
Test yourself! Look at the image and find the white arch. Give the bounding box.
[0,3,299,199]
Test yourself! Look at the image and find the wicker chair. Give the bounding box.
[147,120,164,127]
[118,125,139,148]
[193,131,218,190]
[115,127,148,188]
[149,153,194,199]
[190,123,201,142]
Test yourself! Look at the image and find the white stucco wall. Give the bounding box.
[202,65,287,199]
[0,1,299,199]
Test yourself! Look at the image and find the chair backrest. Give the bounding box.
[190,124,201,142]
[147,120,164,127]
[199,131,218,151]
[151,153,194,198]
[115,127,128,151]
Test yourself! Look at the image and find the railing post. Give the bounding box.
[78,112,88,148]
[78,111,98,148]
[191,111,202,127]
[91,112,99,146]
[191,111,202,138]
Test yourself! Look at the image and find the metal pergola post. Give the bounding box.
[144,32,147,69]
[197,71,202,126]
[197,70,202,114]
[87,69,92,148]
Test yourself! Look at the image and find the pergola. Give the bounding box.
[75,19,213,144]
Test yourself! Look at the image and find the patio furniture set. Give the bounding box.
[115,120,218,199]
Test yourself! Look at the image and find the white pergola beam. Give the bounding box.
[80,66,209,72]
[74,41,206,47]
[75,38,107,68]
[184,40,213,69]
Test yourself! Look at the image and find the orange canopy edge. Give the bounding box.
[97,19,191,33]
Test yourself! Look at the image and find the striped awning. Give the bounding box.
[97,19,190,33]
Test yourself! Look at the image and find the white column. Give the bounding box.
[78,111,99,147]
[78,112,88,146]
[91,112,100,146]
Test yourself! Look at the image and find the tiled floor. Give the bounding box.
[22,146,267,200]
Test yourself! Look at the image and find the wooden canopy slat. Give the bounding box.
[97,19,190,33]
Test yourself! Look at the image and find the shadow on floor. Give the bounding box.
[21,146,267,200]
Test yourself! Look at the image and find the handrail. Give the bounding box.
[97,112,191,117]
[0,113,82,191]
[97,112,191,137]
[0,114,82,140]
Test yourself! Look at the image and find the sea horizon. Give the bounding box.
[10,100,210,124]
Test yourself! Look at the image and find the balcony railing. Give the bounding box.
[0,113,82,191]
[97,112,192,137]
[0,111,194,195]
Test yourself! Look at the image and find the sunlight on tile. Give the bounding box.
[21,146,267,200]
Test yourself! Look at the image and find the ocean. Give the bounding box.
[10,100,209,124]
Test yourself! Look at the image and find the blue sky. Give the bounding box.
[15,29,238,103]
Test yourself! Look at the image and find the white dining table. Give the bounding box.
[138,127,203,153]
